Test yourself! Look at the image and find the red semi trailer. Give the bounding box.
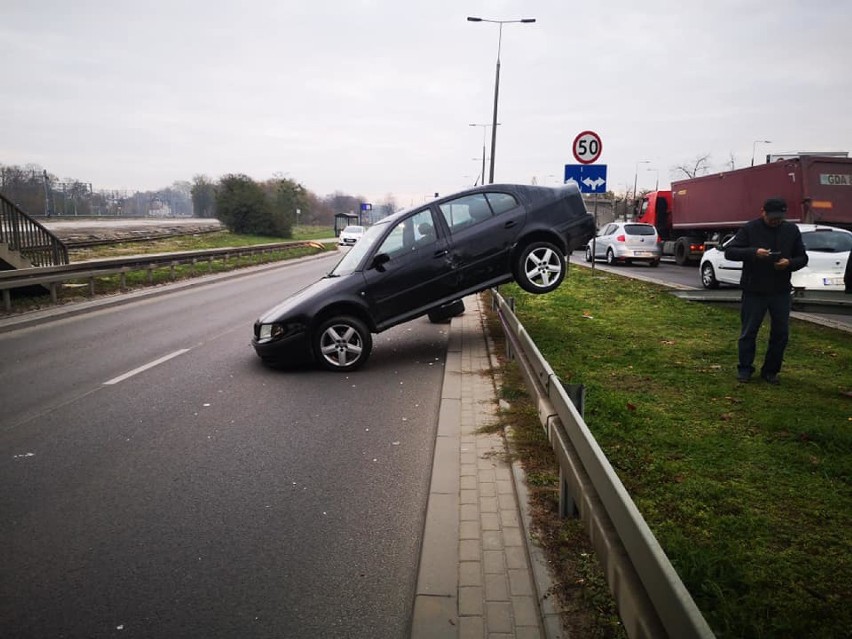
[635,155,852,264]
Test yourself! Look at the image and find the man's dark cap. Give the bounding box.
[763,197,787,218]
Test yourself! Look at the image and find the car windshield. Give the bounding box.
[802,230,852,253]
[330,220,391,276]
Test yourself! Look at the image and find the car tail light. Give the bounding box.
[616,234,625,242]
[691,243,705,252]
[657,236,663,243]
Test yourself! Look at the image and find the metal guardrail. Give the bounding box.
[0,240,328,312]
[671,288,852,315]
[0,192,69,267]
[490,288,716,639]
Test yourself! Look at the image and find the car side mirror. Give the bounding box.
[371,252,391,272]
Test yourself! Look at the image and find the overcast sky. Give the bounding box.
[2,0,851,207]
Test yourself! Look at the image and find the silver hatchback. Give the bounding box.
[585,221,661,266]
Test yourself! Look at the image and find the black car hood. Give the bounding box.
[257,274,361,324]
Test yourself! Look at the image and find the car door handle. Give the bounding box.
[504,221,517,229]
[433,249,448,258]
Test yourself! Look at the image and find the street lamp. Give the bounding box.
[751,140,772,167]
[632,159,651,205]
[467,16,536,184]
[469,122,500,186]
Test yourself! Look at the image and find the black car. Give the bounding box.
[253,183,594,371]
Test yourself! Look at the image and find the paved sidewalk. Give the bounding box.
[411,295,561,639]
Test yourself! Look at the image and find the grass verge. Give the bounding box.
[486,267,851,639]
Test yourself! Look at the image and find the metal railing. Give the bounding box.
[0,240,329,312]
[0,192,69,267]
[490,288,716,639]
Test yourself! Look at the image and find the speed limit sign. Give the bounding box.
[572,130,602,164]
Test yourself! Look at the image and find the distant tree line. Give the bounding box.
[0,161,399,240]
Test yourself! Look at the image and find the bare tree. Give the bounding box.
[672,154,711,179]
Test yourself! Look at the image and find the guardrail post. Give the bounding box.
[559,467,578,518]
[564,382,585,416]
[559,383,585,520]
[3,289,10,312]
[504,297,516,360]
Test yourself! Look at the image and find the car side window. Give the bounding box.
[484,192,518,215]
[439,193,492,234]
[377,209,437,257]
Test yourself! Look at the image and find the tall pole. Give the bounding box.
[469,123,498,186]
[468,17,535,184]
[489,24,502,184]
[632,160,650,214]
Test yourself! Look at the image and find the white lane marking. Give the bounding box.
[104,349,191,385]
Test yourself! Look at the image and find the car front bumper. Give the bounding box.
[252,328,312,365]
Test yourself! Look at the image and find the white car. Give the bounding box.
[584,221,661,266]
[338,225,365,246]
[700,224,852,291]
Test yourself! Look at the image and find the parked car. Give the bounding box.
[700,224,852,290]
[338,225,365,246]
[253,183,595,371]
[584,221,661,266]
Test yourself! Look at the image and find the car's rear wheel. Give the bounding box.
[649,259,660,267]
[606,248,617,265]
[313,315,372,372]
[515,241,566,294]
[701,262,719,289]
[428,299,465,323]
[584,246,593,263]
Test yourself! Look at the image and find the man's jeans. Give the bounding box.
[738,291,791,378]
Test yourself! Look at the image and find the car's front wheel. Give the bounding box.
[701,262,719,289]
[515,241,566,294]
[313,316,372,372]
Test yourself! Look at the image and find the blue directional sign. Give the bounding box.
[564,164,608,193]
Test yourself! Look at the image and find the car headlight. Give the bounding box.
[259,323,283,341]
[258,322,305,342]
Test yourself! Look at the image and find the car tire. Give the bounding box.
[606,249,617,266]
[428,299,465,323]
[584,246,593,263]
[313,315,372,372]
[701,262,719,289]
[514,241,566,294]
[650,259,660,267]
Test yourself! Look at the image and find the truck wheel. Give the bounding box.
[313,316,372,372]
[514,241,565,294]
[674,239,690,265]
[701,263,719,289]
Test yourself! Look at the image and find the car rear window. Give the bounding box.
[485,192,518,215]
[802,230,852,253]
[624,224,656,236]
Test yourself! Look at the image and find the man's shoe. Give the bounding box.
[737,373,751,383]
[761,373,780,385]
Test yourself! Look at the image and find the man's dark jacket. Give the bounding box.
[724,219,808,293]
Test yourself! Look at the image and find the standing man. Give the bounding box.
[724,197,808,384]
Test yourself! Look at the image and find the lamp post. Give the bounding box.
[632,159,651,206]
[467,16,536,184]
[751,140,772,166]
[469,122,499,186]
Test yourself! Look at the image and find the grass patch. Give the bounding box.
[489,268,851,639]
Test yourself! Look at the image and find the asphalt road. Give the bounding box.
[0,253,449,638]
